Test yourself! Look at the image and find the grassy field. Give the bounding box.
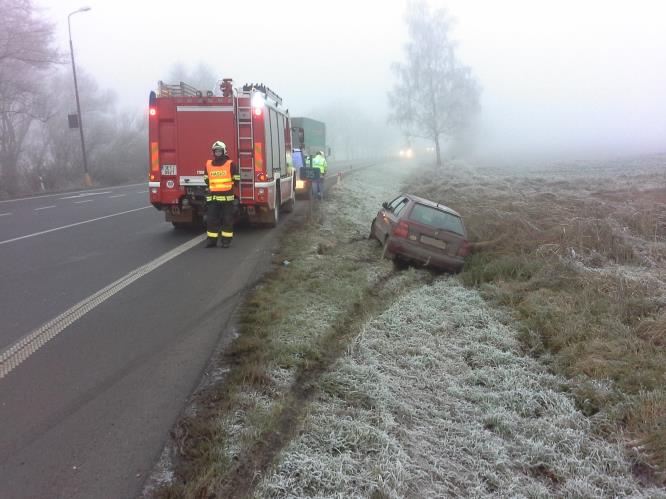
[148,156,666,498]
[403,155,666,486]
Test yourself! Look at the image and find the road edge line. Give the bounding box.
[0,234,206,380]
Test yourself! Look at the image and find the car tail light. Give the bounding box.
[457,240,471,257]
[393,220,410,238]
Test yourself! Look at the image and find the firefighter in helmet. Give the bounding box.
[311,150,328,200]
[203,141,240,248]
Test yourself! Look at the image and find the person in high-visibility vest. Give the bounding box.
[311,150,328,200]
[204,141,240,248]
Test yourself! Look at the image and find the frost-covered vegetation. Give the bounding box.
[253,158,666,498]
[257,279,663,498]
[403,154,666,485]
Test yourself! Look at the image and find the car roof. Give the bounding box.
[402,194,462,218]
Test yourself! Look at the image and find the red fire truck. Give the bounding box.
[148,79,296,228]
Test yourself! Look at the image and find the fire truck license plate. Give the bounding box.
[161,164,177,176]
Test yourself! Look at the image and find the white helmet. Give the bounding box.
[211,141,227,155]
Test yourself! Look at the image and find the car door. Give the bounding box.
[377,196,409,241]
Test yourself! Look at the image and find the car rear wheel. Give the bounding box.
[393,257,409,270]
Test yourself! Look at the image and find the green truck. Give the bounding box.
[290,117,326,156]
[290,117,328,197]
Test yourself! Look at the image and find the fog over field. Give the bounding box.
[37,0,666,160]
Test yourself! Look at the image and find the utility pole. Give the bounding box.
[68,7,92,187]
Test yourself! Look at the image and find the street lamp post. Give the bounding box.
[68,7,92,187]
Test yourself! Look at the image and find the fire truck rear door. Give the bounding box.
[176,105,236,185]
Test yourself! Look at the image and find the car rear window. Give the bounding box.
[408,203,465,235]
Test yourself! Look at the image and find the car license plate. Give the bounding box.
[421,234,447,250]
[161,164,177,176]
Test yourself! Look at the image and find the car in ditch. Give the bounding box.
[370,194,471,272]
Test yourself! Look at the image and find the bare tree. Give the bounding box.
[388,1,480,166]
[30,68,146,189]
[0,0,59,196]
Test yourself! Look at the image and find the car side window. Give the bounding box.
[388,196,406,212]
[393,199,409,216]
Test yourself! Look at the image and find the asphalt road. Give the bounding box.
[0,182,293,498]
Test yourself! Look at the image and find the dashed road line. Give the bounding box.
[108,194,126,199]
[60,191,111,200]
[0,234,206,381]
[34,206,56,211]
[0,183,147,204]
[0,206,151,246]
[0,212,12,217]
[74,199,94,204]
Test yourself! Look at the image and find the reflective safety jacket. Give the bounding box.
[312,154,328,174]
[205,159,233,192]
[204,158,240,201]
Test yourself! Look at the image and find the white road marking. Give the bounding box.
[135,190,147,194]
[108,194,126,198]
[60,191,111,200]
[0,234,206,381]
[34,206,56,211]
[0,212,12,217]
[73,199,94,204]
[0,206,152,246]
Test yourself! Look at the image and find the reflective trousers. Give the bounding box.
[206,199,234,242]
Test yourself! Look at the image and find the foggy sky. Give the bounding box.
[37,0,666,159]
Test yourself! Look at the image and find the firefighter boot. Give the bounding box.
[220,238,231,248]
[205,238,217,248]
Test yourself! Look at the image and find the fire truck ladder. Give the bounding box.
[236,90,255,201]
[157,81,203,97]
